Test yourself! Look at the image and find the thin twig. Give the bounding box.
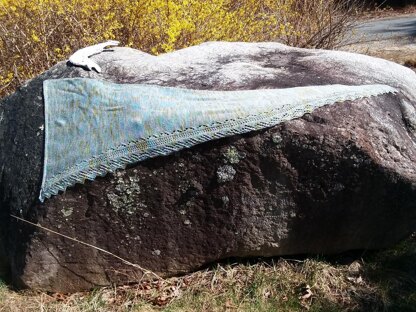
[10,214,163,281]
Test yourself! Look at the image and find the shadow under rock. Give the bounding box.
[361,236,416,312]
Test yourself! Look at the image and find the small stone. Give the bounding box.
[183,219,191,225]
[348,261,362,273]
[217,165,236,183]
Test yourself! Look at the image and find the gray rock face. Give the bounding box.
[1,42,416,292]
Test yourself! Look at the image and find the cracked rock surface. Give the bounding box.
[1,42,416,292]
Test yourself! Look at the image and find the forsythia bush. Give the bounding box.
[0,0,360,97]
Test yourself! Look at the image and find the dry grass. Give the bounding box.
[340,35,416,71]
[1,246,412,312]
[3,234,416,311]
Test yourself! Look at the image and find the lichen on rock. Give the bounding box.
[271,133,283,146]
[222,146,245,164]
[60,206,73,218]
[107,170,145,214]
[217,165,236,183]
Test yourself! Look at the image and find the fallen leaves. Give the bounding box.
[297,283,313,310]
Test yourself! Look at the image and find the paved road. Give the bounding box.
[341,14,416,65]
[351,14,416,43]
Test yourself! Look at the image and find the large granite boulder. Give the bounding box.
[1,42,416,292]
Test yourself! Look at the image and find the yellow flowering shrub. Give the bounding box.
[0,0,360,97]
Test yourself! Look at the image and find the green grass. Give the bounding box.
[1,236,416,311]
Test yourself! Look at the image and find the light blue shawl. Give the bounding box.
[40,78,396,201]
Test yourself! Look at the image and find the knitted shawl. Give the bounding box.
[40,78,396,201]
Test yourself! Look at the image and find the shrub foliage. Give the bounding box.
[0,0,360,97]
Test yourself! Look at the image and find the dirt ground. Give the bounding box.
[341,38,416,67]
[362,4,416,20]
[342,5,416,69]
